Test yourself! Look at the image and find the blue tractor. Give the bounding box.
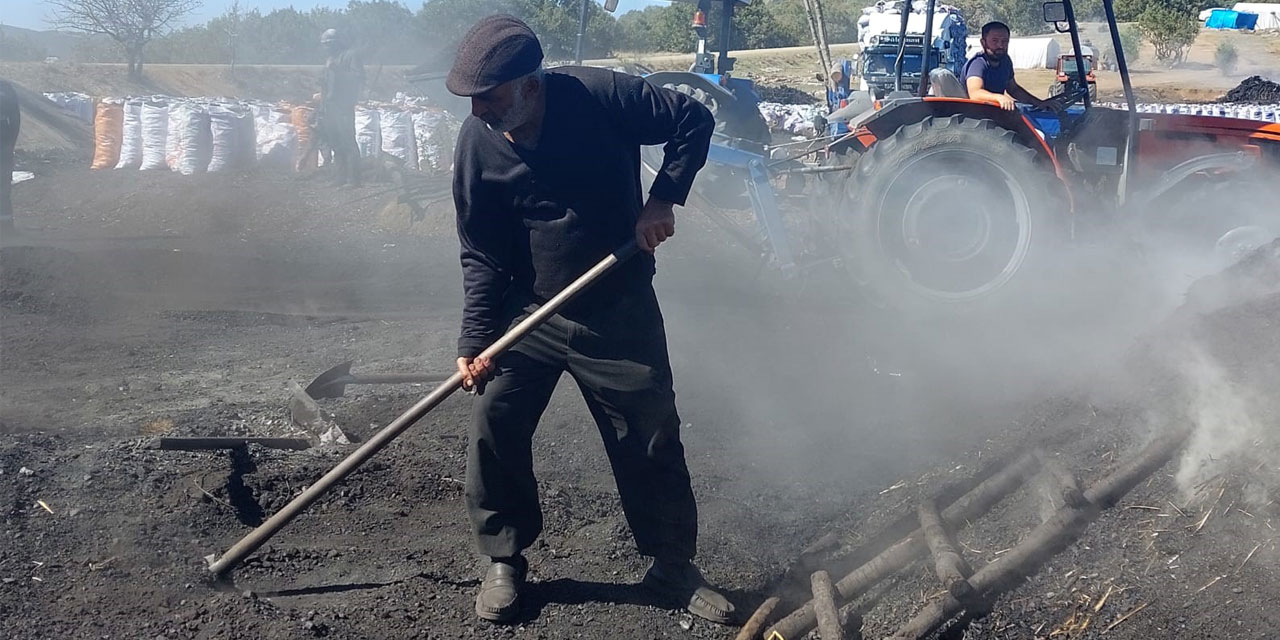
[640,0,773,151]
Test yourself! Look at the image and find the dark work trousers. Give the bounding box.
[466,285,698,562]
[321,103,359,186]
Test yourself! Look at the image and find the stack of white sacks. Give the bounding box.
[758,102,824,137]
[753,100,1280,141]
[77,93,462,175]
[1098,101,1280,123]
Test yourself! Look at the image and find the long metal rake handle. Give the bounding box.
[207,241,640,576]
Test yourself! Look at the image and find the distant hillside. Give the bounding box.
[0,25,84,59]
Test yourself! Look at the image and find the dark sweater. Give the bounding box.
[452,66,715,358]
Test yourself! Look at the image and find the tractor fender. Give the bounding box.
[1132,151,1259,210]
[860,99,1058,163]
[642,71,737,102]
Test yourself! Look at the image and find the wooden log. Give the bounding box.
[800,0,829,76]
[916,499,974,601]
[811,570,843,640]
[765,452,1040,640]
[1034,449,1089,509]
[810,0,834,74]
[885,427,1192,640]
[733,596,780,640]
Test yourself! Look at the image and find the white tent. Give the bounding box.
[1008,37,1061,68]
[1231,2,1280,29]
[1201,6,1231,20]
[964,36,1060,69]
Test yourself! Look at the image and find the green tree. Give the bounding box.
[770,0,861,46]
[49,0,203,77]
[1118,23,1142,62]
[1137,1,1198,63]
[416,0,619,62]
[616,4,691,52]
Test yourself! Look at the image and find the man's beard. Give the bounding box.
[484,86,535,133]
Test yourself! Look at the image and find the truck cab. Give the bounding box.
[856,4,968,99]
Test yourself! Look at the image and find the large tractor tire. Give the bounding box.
[839,115,1063,312]
[660,81,771,150]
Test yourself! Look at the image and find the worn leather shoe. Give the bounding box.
[642,559,736,625]
[475,556,526,623]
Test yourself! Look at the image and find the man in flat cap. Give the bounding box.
[446,13,733,627]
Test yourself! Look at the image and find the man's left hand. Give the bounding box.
[636,198,676,254]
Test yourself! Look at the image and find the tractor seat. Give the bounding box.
[929,68,967,99]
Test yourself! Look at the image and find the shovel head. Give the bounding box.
[305,361,355,399]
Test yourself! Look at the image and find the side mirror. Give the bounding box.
[1043,2,1067,23]
[604,0,619,11]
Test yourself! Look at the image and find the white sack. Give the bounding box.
[355,107,382,159]
[115,99,144,169]
[379,108,418,170]
[411,109,461,173]
[166,103,213,175]
[139,101,171,171]
[254,107,295,167]
[208,107,249,172]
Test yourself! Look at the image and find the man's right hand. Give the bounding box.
[457,356,496,393]
[995,93,1017,111]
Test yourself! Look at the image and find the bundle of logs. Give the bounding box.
[735,426,1193,640]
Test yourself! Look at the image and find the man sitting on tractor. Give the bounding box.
[962,21,1059,112]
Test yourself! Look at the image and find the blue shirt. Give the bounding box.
[962,53,1014,95]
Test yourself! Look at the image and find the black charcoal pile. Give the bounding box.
[1220,75,1280,104]
[755,83,820,105]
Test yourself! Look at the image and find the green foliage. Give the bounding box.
[1117,23,1142,62]
[981,0,1053,36]
[1215,39,1238,74]
[417,0,619,61]
[1137,1,1199,63]
[617,5,692,53]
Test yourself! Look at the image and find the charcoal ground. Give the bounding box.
[3,157,1279,639]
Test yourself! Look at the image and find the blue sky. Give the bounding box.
[4,0,668,31]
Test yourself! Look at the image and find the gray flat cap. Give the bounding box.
[446,15,544,97]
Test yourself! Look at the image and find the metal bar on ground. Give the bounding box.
[154,437,312,451]
[205,242,640,576]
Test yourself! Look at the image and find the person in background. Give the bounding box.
[296,91,334,173]
[319,28,364,187]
